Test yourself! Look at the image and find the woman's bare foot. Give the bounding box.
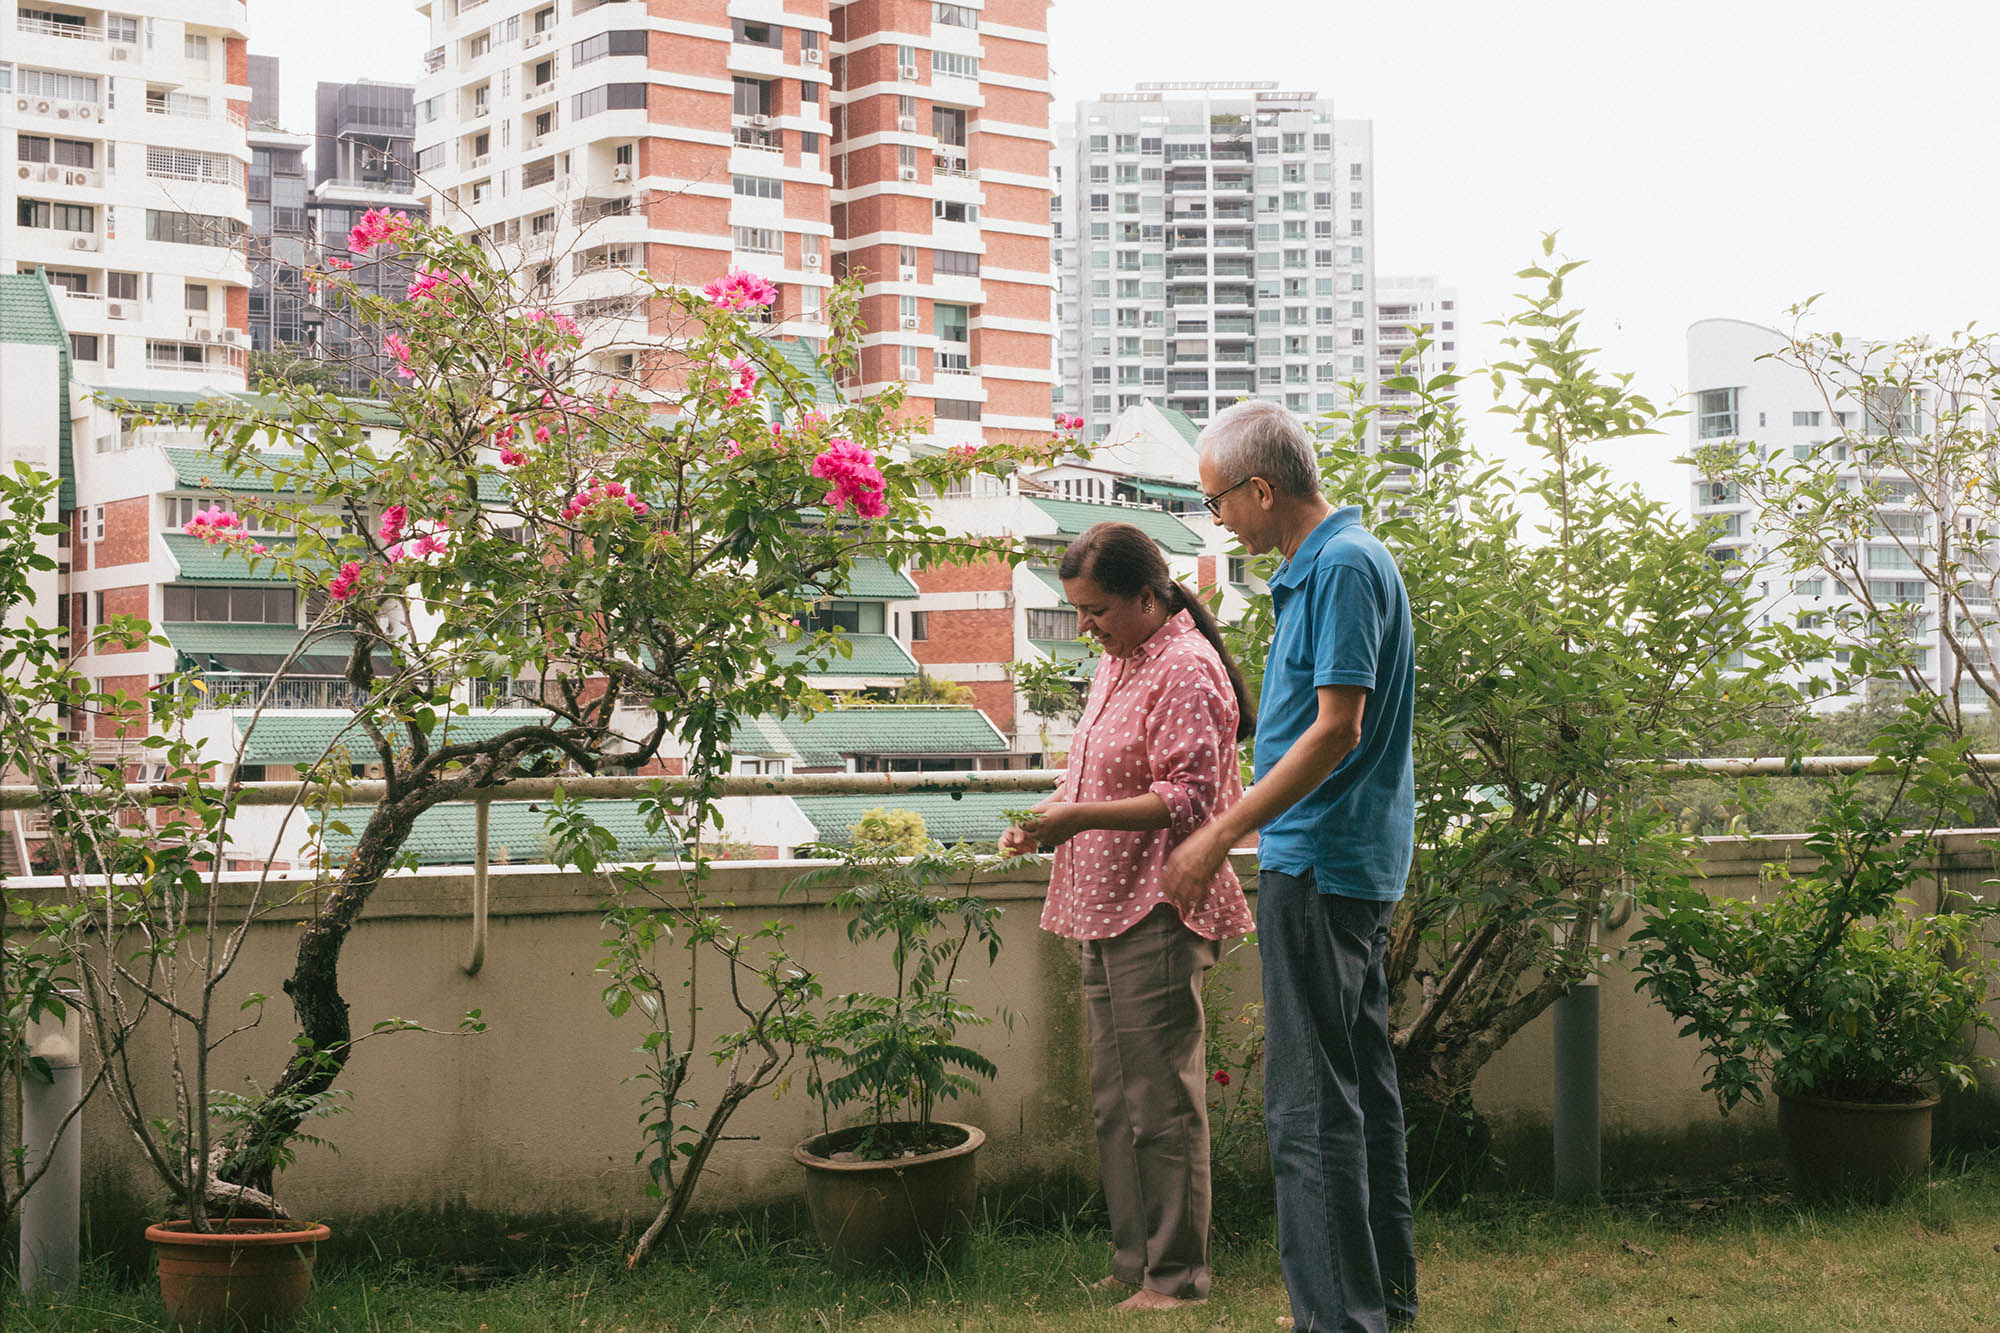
[1115,1288,1206,1313]
[1092,1274,1137,1292]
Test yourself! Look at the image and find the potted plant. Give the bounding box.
[1631,708,2000,1200]
[787,837,1006,1266]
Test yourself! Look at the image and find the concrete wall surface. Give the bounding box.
[12,835,1999,1224]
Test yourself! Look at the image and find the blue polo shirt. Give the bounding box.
[1253,506,1415,900]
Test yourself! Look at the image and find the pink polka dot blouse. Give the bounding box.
[1040,609,1254,943]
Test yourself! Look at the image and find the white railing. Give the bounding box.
[17,16,103,40]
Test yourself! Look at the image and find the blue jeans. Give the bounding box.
[1258,869,1417,1332]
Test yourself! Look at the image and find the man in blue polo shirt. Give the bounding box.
[1162,400,1416,1333]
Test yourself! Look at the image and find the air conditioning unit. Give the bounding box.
[800,309,823,323]
[195,328,215,343]
[804,48,822,64]
[525,134,545,149]
[899,64,919,81]
[748,114,772,128]
[898,265,918,281]
[70,235,98,251]
[523,30,546,48]
[74,104,95,120]
[898,166,918,181]
[65,170,88,186]
[897,115,917,132]
[221,329,245,347]
[110,45,129,60]
[107,301,131,320]
[11,165,28,180]
[803,252,821,268]
[900,316,919,330]
[610,162,634,183]
[56,105,72,119]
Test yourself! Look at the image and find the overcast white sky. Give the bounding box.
[259,0,2000,503]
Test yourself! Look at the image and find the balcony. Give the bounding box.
[17,15,104,41]
[178,675,373,710]
[932,152,971,179]
[731,123,782,152]
[144,100,248,128]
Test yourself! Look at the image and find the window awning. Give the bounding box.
[161,622,368,676]
[1131,480,1206,505]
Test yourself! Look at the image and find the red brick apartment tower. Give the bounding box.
[829,0,1053,444]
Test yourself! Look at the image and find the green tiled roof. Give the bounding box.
[162,621,363,672]
[836,556,919,600]
[95,386,231,410]
[233,711,560,766]
[729,714,799,759]
[316,800,679,867]
[161,444,508,505]
[0,272,75,508]
[759,336,842,407]
[774,632,920,678]
[1028,497,1205,556]
[774,706,1006,768]
[1029,638,1100,680]
[163,534,308,584]
[1132,479,1206,505]
[1028,566,1068,602]
[1151,400,1205,446]
[791,792,1024,849]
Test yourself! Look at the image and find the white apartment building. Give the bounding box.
[1687,316,1989,713]
[1053,83,1377,447]
[3,0,252,392]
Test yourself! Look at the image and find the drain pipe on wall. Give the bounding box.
[19,992,83,1294]
[1552,977,1601,1203]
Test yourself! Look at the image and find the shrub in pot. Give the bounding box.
[788,838,1005,1266]
[1632,708,2000,1201]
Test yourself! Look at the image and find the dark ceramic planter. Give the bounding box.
[1778,1091,1938,1203]
[146,1218,331,1331]
[794,1121,984,1267]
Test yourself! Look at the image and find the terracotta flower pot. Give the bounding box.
[794,1121,984,1267]
[146,1217,332,1331]
[1777,1090,1939,1203]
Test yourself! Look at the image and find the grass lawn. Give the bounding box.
[7,1156,1999,1331]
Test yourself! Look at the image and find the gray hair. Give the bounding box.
[1197,400,1321,499]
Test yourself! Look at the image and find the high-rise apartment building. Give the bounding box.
[310,77,424,391]
[1052,83,1376,446]
[1686,317,1989,714]
[1374,274,1458,447]
[246,55,311,359]
[409,0,1053,454]
[3,0,253,392]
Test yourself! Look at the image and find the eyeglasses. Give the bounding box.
[1201,475,1255,518]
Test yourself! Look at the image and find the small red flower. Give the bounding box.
[1213,1069,1230,1086]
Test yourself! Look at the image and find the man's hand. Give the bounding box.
[1162,825,1229,911]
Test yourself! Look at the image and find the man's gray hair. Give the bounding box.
[1198,400,1321,499]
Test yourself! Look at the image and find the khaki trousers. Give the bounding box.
[1080,904,1221,1300]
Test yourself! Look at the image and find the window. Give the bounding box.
[1028,608,1079,640]
[17,135,94,167]
[731,18,782,48]
[732,77,772,117]
[799,600,883,634]
[733,225,781,254]
[908,610,930,641]
[107,271,138,301]
[105,14,137,43]
[933,249,980,277]
[184,284,209,311]
[731,174,783,200]
[933,2,979,26]
[934,303,969,342]
[571,82,646,119]
[16,199,94,232]
[69,333,98,361]
[933,398,980,421]
[1697,387,1740,439]
[163,586,297,625]
[570,29,647,64]
[931,50,978,79]
[1792,410,1823,427]
[17,69,99,100]
[933,199,978,223]
[147,145,240,185]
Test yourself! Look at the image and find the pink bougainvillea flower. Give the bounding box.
[405,265,457,301]
[383,542,409,563]
[182,505,244,545]
[328,561,363,601]
[346,208,410,254]
[499,445,528,467]
[325,256,354,273]
[810,439,888,518]
[1055,413,1085,431]
[383,332,414,378]
[700,267,779,312]
[248,542,271,556]
[562,477,650,522]
[377,504,408,544]
[347,208,412,254]
[724,440,744,459]
[950,443,979,462]
[724,356,757,407]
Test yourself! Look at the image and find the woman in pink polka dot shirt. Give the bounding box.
[1000,521,1253,1314]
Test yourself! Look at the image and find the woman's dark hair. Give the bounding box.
[1058,522,1254,740]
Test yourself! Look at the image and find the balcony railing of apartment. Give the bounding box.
[424,46,445,73]
[175,675,374,711]
[932,154,971,178]
[731,124,781,151]
[934,349,971,373]
[145,101,250,128]
[17,15,105,40]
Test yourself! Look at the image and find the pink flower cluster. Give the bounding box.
[491,421,528,466]
[406,266,458,301]
[328,561,364,602]
[182,505,242,544]
[949,443,979,462]
[386,530,450,563]
[810,440,888,518]
[524,308,582,339]
[725,356,758,407]
[701,268,779,312]
[1055,413,1085,431]
[383,332,414,378]
[347,208,412,254]
[562,477,650,522]
[377,504,408,544]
